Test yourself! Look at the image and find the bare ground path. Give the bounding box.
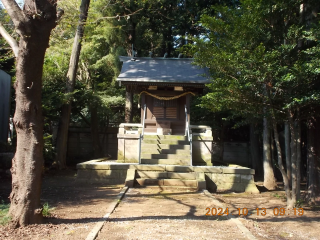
[1,170,320,240]
[96,187,250,240]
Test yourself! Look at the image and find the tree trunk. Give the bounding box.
[272,121,293,208]
[0,0,57,227]
[263,117,277,190]
[306,119,320,204]
[295,120,302,200]
[125,89,133,123]
[55,0,91,169]
[288,111,298,204]
[284,122,291,186]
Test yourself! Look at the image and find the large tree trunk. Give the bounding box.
[263,117,277,190]
[0,0,57,227]
[55,0,91,169]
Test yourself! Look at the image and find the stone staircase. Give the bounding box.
[131,135,201,189]
[135,170,198,189]
[140,135,191,166]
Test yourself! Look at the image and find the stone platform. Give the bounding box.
[76,160,259,193]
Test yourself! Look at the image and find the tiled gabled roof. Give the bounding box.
[117,56,210,84]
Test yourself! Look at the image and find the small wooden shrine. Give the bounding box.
[117,56,209,134]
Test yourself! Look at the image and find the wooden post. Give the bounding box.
[186,94,191,123]
[140,93,146,124]
[125,87,133,123]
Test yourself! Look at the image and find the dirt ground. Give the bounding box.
[0,170,319,240]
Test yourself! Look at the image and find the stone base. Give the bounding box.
[76,160,259,193]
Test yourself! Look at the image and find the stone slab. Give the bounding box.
[129,165,166,171]
[167,172,196,180]
[165,165,194,172]
[136,171,167,179]
[163,179,197,187]
[222,167,255,175]
[135,178,164,186]
[193,166,223,173]
[211,173,241,183]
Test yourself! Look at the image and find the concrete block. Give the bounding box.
[125,169,135,187]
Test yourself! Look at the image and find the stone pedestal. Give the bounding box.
[117,123,142,163]
[190,125,213,166]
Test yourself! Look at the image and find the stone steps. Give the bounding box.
[141,144,190,151]
[133,170,202,189]
[135,178,198,187]
[143,135,187,140]
[142,139,189,145]
[141,148,190,155]
[141,159,190,165]
[141,153,190,159]
[140,134,191,166]
[136,171,196,179]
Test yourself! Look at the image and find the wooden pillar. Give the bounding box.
[125,86,133,123]
[186,94,191,123]
[140,93,146,124]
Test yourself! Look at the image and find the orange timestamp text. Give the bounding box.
[205,207,304,216]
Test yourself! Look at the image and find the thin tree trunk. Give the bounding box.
[125,89,133,123]
[306,119,316,204]
[296,119,301,200]
[288,111,297,205]
[0,0,57,227]
[55,0,91,169]
[0,22,19,57]
[285,122,291,185]
[263,117,277,190]
[272,121,293,208]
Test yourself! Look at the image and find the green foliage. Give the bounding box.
[0,7,16,76]
[42,202,54,217]
[191,0,320,123]
[0,200,10,226]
